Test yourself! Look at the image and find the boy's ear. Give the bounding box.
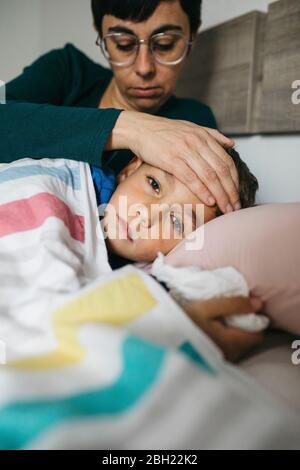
[117,156,143,183]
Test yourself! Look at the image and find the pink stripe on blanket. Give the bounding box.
[0,192,85,242]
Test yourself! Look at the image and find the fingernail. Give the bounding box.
[208,197,215,206]
[226,203,233,213]
[234,202,241,211]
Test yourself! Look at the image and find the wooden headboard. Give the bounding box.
[175,0,300,135]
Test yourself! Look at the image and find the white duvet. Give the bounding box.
[0,157,299,450]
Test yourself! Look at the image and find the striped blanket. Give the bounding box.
[0,158,299,450]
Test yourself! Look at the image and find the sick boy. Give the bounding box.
[92,148,258,269]
[93,149,263,361]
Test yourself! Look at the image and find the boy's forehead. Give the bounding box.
[162,169,201,204]
[140,163,203,208]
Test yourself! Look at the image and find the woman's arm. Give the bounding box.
[0,100,122,165]
[1,45,240,212]
[0,46,122,165]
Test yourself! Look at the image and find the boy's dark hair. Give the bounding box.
[91,0,202,37]
[215,148,259,217]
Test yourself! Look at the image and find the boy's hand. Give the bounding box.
[182,296,264,362]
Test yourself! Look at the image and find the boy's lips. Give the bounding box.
[117,215,133,241]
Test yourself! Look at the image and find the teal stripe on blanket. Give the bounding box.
[0,164,81,190]
[0,336,166,450]
[179,342,217,375]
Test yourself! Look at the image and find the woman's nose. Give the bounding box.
[134,44,156,78]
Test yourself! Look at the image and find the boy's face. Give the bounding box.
[102,158,216,262]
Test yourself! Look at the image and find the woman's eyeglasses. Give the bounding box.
[96,31,193,67]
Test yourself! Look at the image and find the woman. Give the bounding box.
[0,0,240,215]
[0,0,262,359]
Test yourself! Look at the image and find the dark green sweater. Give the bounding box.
[0,43,217,174]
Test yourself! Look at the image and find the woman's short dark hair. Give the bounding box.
[91,0,202,36]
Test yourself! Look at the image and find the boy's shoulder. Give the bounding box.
[90,165,116,206]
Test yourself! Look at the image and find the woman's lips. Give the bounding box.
[129,87,162,98]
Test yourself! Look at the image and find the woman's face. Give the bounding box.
[101,0,194,113]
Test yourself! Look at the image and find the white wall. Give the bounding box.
[202,0,271,30]
[0,0,42,82]
[202,0,299,204]
[39,0,105,66]
[0,0,105,82]
[0,0,299,203]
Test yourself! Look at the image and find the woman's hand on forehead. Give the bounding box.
[110,111,240,215]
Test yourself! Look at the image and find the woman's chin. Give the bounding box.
[126,94,166,114]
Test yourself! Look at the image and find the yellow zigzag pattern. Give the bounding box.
[8,273,157,369]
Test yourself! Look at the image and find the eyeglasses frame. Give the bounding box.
[95,31,193,67]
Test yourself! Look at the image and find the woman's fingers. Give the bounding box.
[206,137,240,191]
[177,127,240,211]
[202,127,235,149]
[169,157,216,207]
[185,143,239,213]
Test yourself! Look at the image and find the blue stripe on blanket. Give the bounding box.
[0,164,81,190]
[179,342,217,376]
[0,335,166,450]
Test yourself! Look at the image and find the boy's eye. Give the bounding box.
[171,213,184,235]
[147,176,160,194]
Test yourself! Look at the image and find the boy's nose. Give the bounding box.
[137,208,151,228]
[129,205,151,230]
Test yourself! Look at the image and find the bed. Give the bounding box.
[240,330,300,412]
[0,157,299,449]
[237,140,300,414]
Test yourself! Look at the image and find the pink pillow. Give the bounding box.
[165,203,300,335]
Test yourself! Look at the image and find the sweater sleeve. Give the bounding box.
[0,45,123,165]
